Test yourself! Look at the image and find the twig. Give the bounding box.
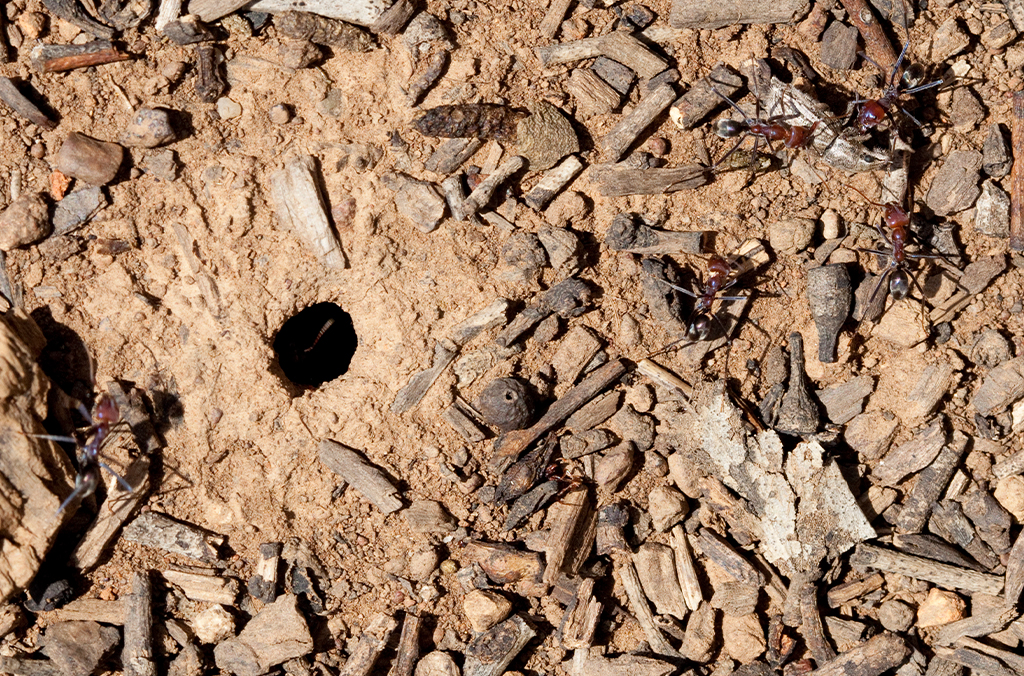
[1010,91,1024,250]
[837,0,899,76]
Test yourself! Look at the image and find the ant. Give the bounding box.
[36,393,132,515]
[847,4,943,133]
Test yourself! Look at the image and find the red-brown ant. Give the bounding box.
[36,393,131,514]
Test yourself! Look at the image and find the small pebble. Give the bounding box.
[415,651,461,676]
[972,329,1013,367]
[404,500,457,533]
[269,103,292,125]
[30,141,46,159]
[161,60,188,82]
[408,547,441,581]
[476,377,533,431]
[648,485,688,532]
[820,209,842,239]
[55,132,124,186]
[0,192,50,250]
[192,605,235,643]
[878,599,915,633]
[121,107,177,148]
[769,217,815,254]
[595,442,635,492]
[462,589,512,633]
[217,97,243,120]
[916,588,965,628]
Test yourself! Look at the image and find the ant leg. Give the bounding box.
[867,267,894,306]
[98,462,133,492]
[30,433,79,445]
[651,276,700,299]
[647,335,695,359]
[710,83,752,123]
[712,134,750,171]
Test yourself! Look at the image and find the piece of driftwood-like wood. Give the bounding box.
[931,607,1019,647]
[232,0,393,27]
[442,398,489,443]
[370,0,414,33]
[156,0,182,30]
[694,529,765,588]
[799,581,836,666]
[338,613,398,676]
[681,601,715,662]
[669,64,742,130]
[670,526,703,610]
[558,577,601,650]
[489,358,626,472]
[318,440,403,514]
[670,0,810,29]
[635,542,689,621]
[464,615,537,676]
[539,0,573,38]
[0,77,58,131]
[544,487,594,584]
[536,32,667,77]
[47,598,125,625]
[638,359,694,399]
[873,419,947,487]
[0,656,61,676]
[930,501,1000,571]
[806,633,909,676]
[30,41,130,73]
[42,0,116,38]
[1005,527,1024,609]
[566,69,621,118]
[248,542,282,602]
[524,155,585,210]
[936,637,1024,676]
[463,156,525,217]
[612,554,679,657]
[896,431,969,533]
[123,572,155,676]
[70,456,151,571]
[122,512,223,562]
[390,339,458,413]
[590,164,710,196]
[851,544,1004,595]
[450,298,510,346]
[187,0,248,21]
[494,277,592,348]
[390,612,420,676]
[270,155,345,268]
[601,83,677,162]
[162,570,239,604]
[892,533,985,571]
[426,138,484,175]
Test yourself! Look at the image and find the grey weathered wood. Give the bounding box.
[590,164,709,195]
[156,0,183,30]
[601,83,677,162]
[319,440,403,513]
[425,138,483,175]
[450,298,510,346]
[536,32,667,78]
[799,580,836,666]
[187,0,249,21]
[670,0,810,29]
[442,397,489,443]
[895,432,968,534]
[214,594,313,676]
[524,155,584,210]
[163,570,239,604]
[613,555,679,657]
[0,656,61,676]
[269,155,345,268]
[670,526,703,610]
[390,612,420,676]
[464,615,537,676]
[0,78,58,130]
[70,457,151,571]
[558,577,601,649]
[122,512,223,562]
[806,633,909,676]
[604,213,705,255]
[635,543,689,621]
[669,64,742,130]
[539,0,573,38]
[931,607,1019,647]
[370,0,415,33]
[1007,527,1024,609]
[851,544,1004,595]
[826,573,884,608]
[391,339,458,413]
[463,156,525,217]
[566,69,621,117]
[248,542,282,602]
[873,419,947,487]
[543,487,593,584]
[123,572,155,676]
[694,530,764,587]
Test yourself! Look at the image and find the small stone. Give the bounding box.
[821,209,842,239]
[55,132,124,186]
[619,314,641,347]
[269,104,292,125]
[667,452,701,498]
[532,314,561,343]
[0,192,50,250]
[973,329,1014,368]
[950,87,985,131]
[140,149,180,181]
[925,150,982,216]
[820,20,859,70]
[844,412,899,461]
[595,442,635,492]
[192,605,235,643]
[319,88,344,118]
[462,589,512,633]
[608,404,655,451]
[414,651,460,676]
[476,377,533,431]
[878,599,915,632]
[214,595,312,676]
[982,124,1011,178]
[973,356,1024,416]
[537,226,582,277]
[405,500,457,533]
[389,175,446,233]
[993,475,1024,522]
[982,20,1017,50]
[17,12,47,39]
[648,484,688,532]
[515,100,580,171]
[975,180,1010,237]
[30,141,46,159]
[769,217,815,254]
[408,547,441,581]
[721,613,766,663]
[916,588,965,628]
[162,60,188,82]
[276,39,322,69]
[873,300,930,347]
[121,107,177,148]
[930,17,970,62]
[217,97,243,120]
[499,231,547,284]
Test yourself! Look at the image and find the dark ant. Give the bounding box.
[36,393,132,515]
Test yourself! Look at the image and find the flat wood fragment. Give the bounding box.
[806,633,910,676]
[70,456,151,571]
[590,164,710,196]
[162,570,239,604]
[931,607,1020,646]
[681,601,716,662]
[558,577,602,650]
[318,440,403,514]
[873,419,947,487]
[601,83,677,162]
[535,32,668,77]
[42,0,116,38]
[390,339,458,413]
[895,431,968,534]
[187,0,249,21]
[269,155,345,268]
[390,612,421,676]
[244,0,393,27]
[670,0,810,29]
[30,41,130,73]
[425,138,484,175]
[122,512,223,562]
[695,529,764,588]
[670,526,703,610]
[851,544,1004,595]
[826,573,884,608]
[798,580,836,666]
[463,615,537,676]
[489,358,626,472]
[539,0,573,38]
[123,572,155,676]
[450,299,510,346]
[524,155,585,210]
[442,398,489,443]
[566,69,621,118]
[463,156,525,217]
[634,542,689,621]
[612,555,679,657]
[1005,527,1024,609]
[930,500,999,571]
[46,598,125,625]
[544,487,594,584]
[0,656,61,676]
[669,64,742,130]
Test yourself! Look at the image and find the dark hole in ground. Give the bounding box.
[272,303,357,387]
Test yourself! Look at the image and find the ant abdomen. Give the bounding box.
[716,119,745,139]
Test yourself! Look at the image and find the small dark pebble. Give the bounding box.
[933,322,953,345]
[25,579,74,612]
[477,377,534,431]
[621,4,655,29]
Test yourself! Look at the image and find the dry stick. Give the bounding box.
[1010,91,1024,251]
[808,633,910,676]
[539,0,573,38]
[612,554,680,657]
[837,0,899,76]
[851,544,1004,595]
[390,612,421,676]
[30,41,130,72]
[123,571,156,676]
[0,78,58,130]
[799,581,836,667]
[339,613,398,676]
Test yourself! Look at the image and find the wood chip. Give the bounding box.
[318,440,403,514]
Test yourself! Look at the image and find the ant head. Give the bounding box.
[75,466,101,499]
[858,100,886,133]
[890,269,910,300]
[94,395,119,424]
[687,314,712,341]
[716,119,745,139]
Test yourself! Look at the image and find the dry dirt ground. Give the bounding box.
[1,0,1023,672]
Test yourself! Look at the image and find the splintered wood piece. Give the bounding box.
[1006,528,1024,609]
[248,542,282,602]
[319,440,403,514]
[535,32,667,78]
[489,358,627,472]
[30,41,130,72]
[601,83,677,162]
[269,155,345,268]
[634,543,689,621]
[463,156,525,217]
[426,138,484,175]
[669,64,742,130]
[681,601,716,663]
[0,78,58,130]
[670,526,703,610]
[931,607,1020,646]
[1013,91,1024,251]
[123,572,155,676]
[670,0,810,29]
[391,612,421,676]
[162,570,239,604]
[442,398,489,443]
[544,487,594,584]
[46,598,126,625]
[122,512,223,562]
[391,339,458,414]
[695,529,765,587]
[895,431,969,534]
[524,155,585,210]
[892,533,984,572]
[851,544,1004,595]
[70,456,151,571]
[464,615,537,676]
[539,0,573,38]
[826,573,884,608]
[590,164,710,196]
[873,419,947,487]
[638,359,694,399]
[799,581,836,666]
[613,555,680,657]
[936,637,1024,676]
[930,501,999,571]
[558,577,602,650]
[566,69,621,118]
[450,299,510,346]
[807,633,910,676]
[334,613,397,676]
